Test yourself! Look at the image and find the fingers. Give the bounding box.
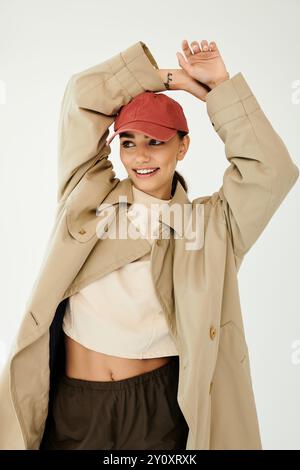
[190,40,201,53]
[181,39,193,58]
[209,41,218,52]
[176,51,189,71]
[201,40,209,51]
[182,39,218,57]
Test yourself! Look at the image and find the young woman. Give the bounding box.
[40,39,223,451]
[0,39,298,451]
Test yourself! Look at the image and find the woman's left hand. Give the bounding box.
[176,39,230,89]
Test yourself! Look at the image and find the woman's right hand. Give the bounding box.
[176,39,229,90]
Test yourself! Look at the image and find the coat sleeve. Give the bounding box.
[205,72,299,266]
[57,41,167,203]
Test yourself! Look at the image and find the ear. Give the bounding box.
[177,135,190,162]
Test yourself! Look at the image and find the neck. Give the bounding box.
[132,184,172,201]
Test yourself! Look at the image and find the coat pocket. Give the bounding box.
[65,192,96,243]
[10,310,43,355]
[64,156,119,243]
[219,320,248,364]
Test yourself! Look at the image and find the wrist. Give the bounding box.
[158,69,186,91]
[208,72,230,89]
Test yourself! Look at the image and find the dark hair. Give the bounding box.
[171,130,189,196]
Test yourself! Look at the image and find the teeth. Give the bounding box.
[136,168,158,174]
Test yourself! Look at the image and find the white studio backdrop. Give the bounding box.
[0,0,299,450]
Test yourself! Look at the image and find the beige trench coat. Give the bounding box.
[0,40,298,450]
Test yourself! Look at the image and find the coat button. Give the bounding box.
[209,326,217,340]
[78,228,86,235]
[209,381,213,394]
[156,239,162,246]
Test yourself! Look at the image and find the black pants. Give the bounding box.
[40,356,189,450]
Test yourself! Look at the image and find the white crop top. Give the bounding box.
[62,185,179,359]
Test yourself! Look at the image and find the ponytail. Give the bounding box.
[172,170,188,196]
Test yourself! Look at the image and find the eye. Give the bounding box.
[121,140,134,148]
[121,139,163,148]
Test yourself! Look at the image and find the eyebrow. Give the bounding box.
[119,132,151,139]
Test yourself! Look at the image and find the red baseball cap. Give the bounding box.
[106,91,189,145]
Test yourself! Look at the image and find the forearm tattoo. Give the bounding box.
[164,72,173,90]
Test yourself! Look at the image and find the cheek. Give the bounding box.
[162,153,177,170]
[120,153,130,167]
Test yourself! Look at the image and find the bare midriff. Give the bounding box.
[64,333,174,382]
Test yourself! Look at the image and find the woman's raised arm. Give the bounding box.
[56,41,167,203]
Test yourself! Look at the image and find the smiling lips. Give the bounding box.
[133,167,160,177]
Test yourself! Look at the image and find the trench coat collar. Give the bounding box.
[98,177,192,238]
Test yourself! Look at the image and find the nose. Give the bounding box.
[135,148,152,164]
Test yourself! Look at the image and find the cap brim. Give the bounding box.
[106,122,177,145]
